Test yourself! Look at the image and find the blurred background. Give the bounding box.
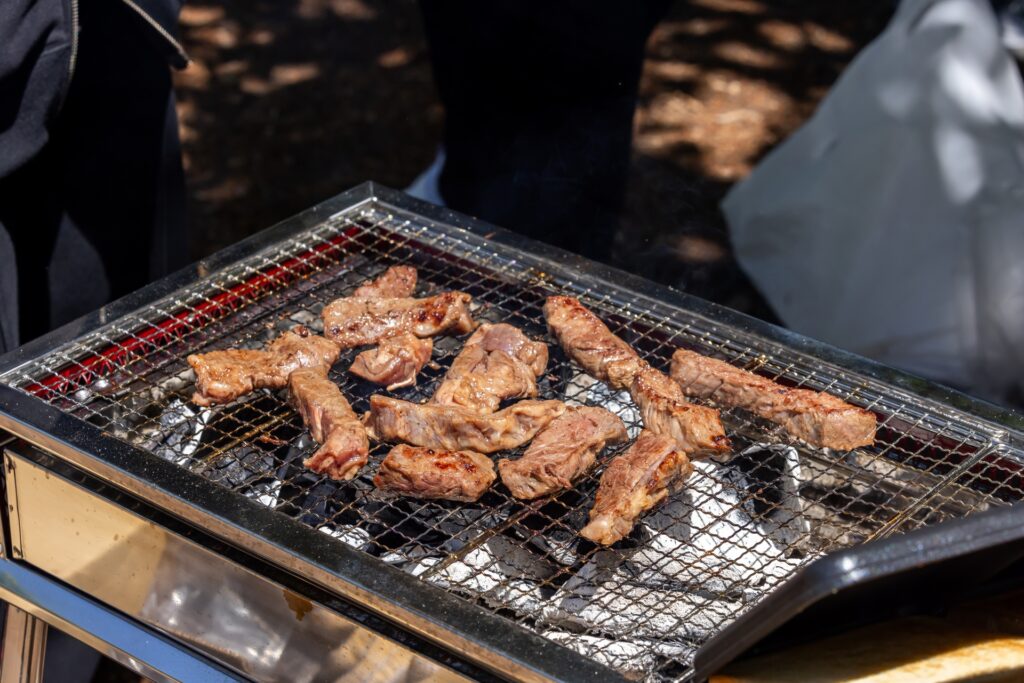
[173,0,894,319]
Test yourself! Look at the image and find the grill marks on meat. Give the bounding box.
[188,326,340,406]
[580,430,694,545]
[671,348,877,450]
[374,445,495,502]
[366,395,566,454]
[352,265,417,299]
[543,296,640,390]
[630,363,731,457]
[350,333,433,390]
[498,407,627,500]
[323,292,475,349]
[289,368,369,480]
[344,266,432,389]
[431,346,536,413]
[543,296,729,457]
[431,324,548,413]
[466,322,549,377]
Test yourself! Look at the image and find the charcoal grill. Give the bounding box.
[1,182,1023,682]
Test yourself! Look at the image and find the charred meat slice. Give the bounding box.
[580,430,694,545]
[366,395,566,454]
[352,265,417,299]
[498,406,627,500]
[349,333,433,391]
[543,296,640,390]
[289,368,369,480]
[188,326,339,406]
[432,324,547,413]
[630,362,731,457]
[374,445,495,502]
[465,323,549,377]
[431,345,537,413]
[347,266,429,388]
[323,292,475,349]
[670,348,877,450]
[543,296,729,456]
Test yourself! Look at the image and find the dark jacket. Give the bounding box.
[0,0,186,179]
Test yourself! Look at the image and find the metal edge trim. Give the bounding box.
[0,390,625,683]
[0,558,244,683]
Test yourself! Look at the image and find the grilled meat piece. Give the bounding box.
[580,430,694,545]
[347,267,429,388]
[432,324,548,413]
[630,362,731,457]
[323,292,475,349]
[188,326,340,406]
[543,296,729,456]
[374,444,496,502]
[289,368,370,480]
[352,265,417,299]
[366,395,566,454]
[670,348,877,450]
[349,333,433,391]
[498,406,627,500]
[543,296,640,390]
[432,346,537,413]
[465,323,549,377]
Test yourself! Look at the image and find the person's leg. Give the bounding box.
[419,0,669,261]
[0,225,22,352]
[41,0,187,333]
[0,144,64,346]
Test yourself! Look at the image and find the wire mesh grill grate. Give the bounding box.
[3,201,1022,681]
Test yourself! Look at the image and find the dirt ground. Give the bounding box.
[173,0,893,316]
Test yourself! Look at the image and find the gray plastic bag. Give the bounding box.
[724,0,1024,401]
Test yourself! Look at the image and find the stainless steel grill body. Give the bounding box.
[1,183,1023,682]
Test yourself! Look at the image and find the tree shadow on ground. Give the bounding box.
[174,0,893,316]
[174,0,440,258]
[618,0,892,315]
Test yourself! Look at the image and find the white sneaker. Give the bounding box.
[405,148,447,206]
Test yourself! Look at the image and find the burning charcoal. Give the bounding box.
[731,443,810,548]
[244,479,281,508]
[417,505,512,557]
[527,529,581,567]
[419,536,550,615]
[540,459,810,649]
[511,498,590,567]
[202,445,276,489]
[140,399,209,467]
[318,524,372,551]
[286,476,373,532]
[380,545,441,572]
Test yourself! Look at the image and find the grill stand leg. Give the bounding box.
[1,605,47,683]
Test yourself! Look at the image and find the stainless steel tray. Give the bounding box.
[2,183,1023,682]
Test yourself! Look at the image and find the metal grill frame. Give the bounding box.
[1,182,1024,682]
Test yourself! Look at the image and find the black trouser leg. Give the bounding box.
[0,0,186,351]
[419,0,670,261]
